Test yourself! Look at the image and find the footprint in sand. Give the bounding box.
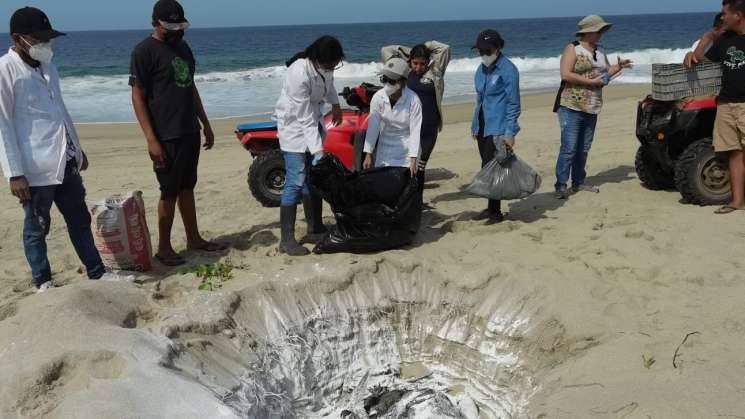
[521,229,543,242]
[624,230,655,241]
[16,351,128,418]
[722,319,745,334]
[440,219,521,235]
[0,301,18,322]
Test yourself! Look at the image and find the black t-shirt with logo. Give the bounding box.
[129,37,200,141]
[706,32,745,103]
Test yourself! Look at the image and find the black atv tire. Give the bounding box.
[674,138,731,206]
[248,149,285,208]
[635,146,674,190]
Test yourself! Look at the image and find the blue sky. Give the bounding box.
[1,0,719,31]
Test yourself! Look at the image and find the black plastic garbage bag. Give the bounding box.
[465,141,542,200]
[309,155,422,254]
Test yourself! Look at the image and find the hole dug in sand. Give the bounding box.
[163,258,599,418]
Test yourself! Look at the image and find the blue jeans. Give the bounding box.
[281,152,313,206]
[555,106,598,189]
[23,162,105,286]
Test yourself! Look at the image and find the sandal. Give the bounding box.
[155,253,186,267]
[714,205,745,214]
[188,241,227,252]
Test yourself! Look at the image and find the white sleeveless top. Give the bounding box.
[560,44,608,115]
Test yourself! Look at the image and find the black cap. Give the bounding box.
[472,29,504,50]
[10,7,66,42]
[152,0,188,24]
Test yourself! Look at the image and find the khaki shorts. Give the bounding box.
[714,103,745,152]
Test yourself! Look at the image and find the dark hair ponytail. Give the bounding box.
[286,35,345,67]
[409,44,431,61]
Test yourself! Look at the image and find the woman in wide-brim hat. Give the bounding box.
[552,15,633,199]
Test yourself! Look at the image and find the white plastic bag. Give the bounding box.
[91,191,153,272]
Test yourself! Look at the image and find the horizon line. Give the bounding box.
[0,10,718,34]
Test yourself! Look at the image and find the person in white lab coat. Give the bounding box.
[274,36,344,256]
[0,8,126,292]
[363,57,423,178]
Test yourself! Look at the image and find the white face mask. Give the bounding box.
[383,83,401,96]
[481,53,498,67]
[316,65,334,80]
[22,37,54,64]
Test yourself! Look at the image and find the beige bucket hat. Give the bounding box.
[575,15,613,36]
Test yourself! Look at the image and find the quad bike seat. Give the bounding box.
[236,121,278,133]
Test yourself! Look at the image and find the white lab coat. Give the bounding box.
[274,58,339,154]
[0,48,84,187]
[364,87,422,168]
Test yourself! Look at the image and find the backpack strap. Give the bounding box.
[553,41,581,113]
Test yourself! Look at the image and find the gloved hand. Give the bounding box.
[493,137,513,164]
[312,152,325,166]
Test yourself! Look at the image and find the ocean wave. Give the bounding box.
[61,47,692,86]
[60,47,693,122]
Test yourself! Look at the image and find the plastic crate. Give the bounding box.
[652,62,722,101]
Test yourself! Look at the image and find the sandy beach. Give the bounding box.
[1,84,744,418]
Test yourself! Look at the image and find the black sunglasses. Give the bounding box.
[379,75,402,85]
[319,61,344,71]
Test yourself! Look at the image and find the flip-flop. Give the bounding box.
[714,205,745,214]
[155,254,186,266]
[188,241,227,252]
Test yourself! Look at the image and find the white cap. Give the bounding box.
[380,57,410,80]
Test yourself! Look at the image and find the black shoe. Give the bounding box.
[279,206,310,256]
[486,211,505,224]
[571,184,600,194]
[474,208,497,221]
[555,186,569,200]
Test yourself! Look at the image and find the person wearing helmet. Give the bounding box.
[363,57,423,177]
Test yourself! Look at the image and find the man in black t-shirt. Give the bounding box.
[689,0,745,214]
[130,0,224,266]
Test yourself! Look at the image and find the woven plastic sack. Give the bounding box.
[91,191,153,272]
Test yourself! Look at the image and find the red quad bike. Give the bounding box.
[235,83,381,207]
[635,95,731,205]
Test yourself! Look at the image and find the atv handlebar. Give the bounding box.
[339,83,382,112]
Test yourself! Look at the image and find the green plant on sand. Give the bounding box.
[182,262,234,291]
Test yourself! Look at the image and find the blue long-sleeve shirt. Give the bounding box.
[471,54,521,139]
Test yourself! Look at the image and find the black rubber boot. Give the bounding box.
[416,169,427,193]
[486,199,505,224]
[475,200,504,222]
[488,199,502,213]
[303,193,327,236]
[279,206,310,256]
